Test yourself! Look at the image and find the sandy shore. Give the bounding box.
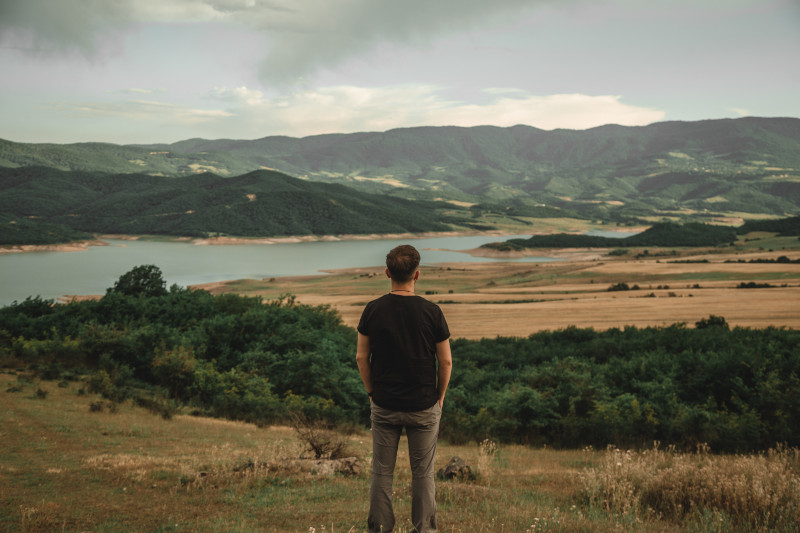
[0,229,519,254]
[0,239,110,255]
[190,229,515,246]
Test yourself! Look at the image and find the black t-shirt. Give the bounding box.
[357,293,450,412]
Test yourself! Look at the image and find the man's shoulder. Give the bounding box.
[363,294,442,311]
[415,296,443,311]
[364,293,392,307]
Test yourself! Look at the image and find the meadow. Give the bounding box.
[3,373,799,533]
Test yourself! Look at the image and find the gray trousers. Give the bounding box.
[369,402,442,533]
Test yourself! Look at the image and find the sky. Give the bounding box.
[1,0,798,145]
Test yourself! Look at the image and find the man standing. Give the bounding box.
[356,244,453,533]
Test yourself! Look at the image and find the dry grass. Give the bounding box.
[581,444,800,532]
[3,373,799,531]
[197,237,800,339]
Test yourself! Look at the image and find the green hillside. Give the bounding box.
[3,117,799,218]
[0,167,464,244]
[737,215,800,236]
[484,221,740,250]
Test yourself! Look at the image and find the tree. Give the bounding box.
[107,265,168,297]
[695,315,729,330]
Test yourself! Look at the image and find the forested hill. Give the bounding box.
[484,221,740,251]
[0,167,460,244]
[2,117,799,217]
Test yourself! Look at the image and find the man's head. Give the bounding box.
[386,244,420,282]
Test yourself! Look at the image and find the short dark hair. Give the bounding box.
[386,244,420,282]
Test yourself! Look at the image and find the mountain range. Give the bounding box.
[1,117,799,244]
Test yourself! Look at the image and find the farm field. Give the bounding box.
[199,235,800,339]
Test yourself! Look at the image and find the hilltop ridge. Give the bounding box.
[2,118,799,245]
[1,118,798,220]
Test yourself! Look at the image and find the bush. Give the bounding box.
[4,266,799,451]
[291,413,352,460]
[737,281,775,289]
[695,315,729,330]
[134,395,178,420]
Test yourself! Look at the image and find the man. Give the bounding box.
[356,244,453,533]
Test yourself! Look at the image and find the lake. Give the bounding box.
[0,234,562,305]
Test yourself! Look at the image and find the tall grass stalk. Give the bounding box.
[581,443,800,531]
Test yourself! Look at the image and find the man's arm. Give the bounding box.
[435,339,452,408]
[356,332,373,401]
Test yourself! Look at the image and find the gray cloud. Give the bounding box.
[0,0,555,81]
[0,0,133,57]
[247,0,549,85]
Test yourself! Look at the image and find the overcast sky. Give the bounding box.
[1,0,798,144]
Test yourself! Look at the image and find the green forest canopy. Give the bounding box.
[2,265,798,453]
[484,220,749,250]
[0,167,461,245]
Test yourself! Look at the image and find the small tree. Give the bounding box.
[107,265,168,297]
[695,315,729,329]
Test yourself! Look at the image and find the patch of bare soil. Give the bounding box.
[0,239,109,255]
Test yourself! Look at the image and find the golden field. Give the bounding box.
[198,233,800,339]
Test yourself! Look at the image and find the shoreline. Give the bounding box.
[463,246,606,261]
[0,229,520,255]
[188,229,517,246]
[0,238,111,255]
[0,226,650,256]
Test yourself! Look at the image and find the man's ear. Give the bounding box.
[385,268,392,279]
[413,270,420,281]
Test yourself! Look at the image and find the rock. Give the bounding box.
[289,457,362,477]
[436,456,474,481]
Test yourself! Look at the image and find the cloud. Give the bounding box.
[0,0,554,81]
[730,107,751,116]
[209,86,265,106]
[67,99,233,124]
[47,84,663,142]
[245,0,549,85]
[0,0,134,57]
[117,88,166,95]
[199,85,664,138]
[438,92,666,130]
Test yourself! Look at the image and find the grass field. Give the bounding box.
[3,373,798,533]
[198,234,800,339]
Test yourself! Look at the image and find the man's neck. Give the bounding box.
[390,282,415,295]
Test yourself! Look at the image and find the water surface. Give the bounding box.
[0,234,558,305]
